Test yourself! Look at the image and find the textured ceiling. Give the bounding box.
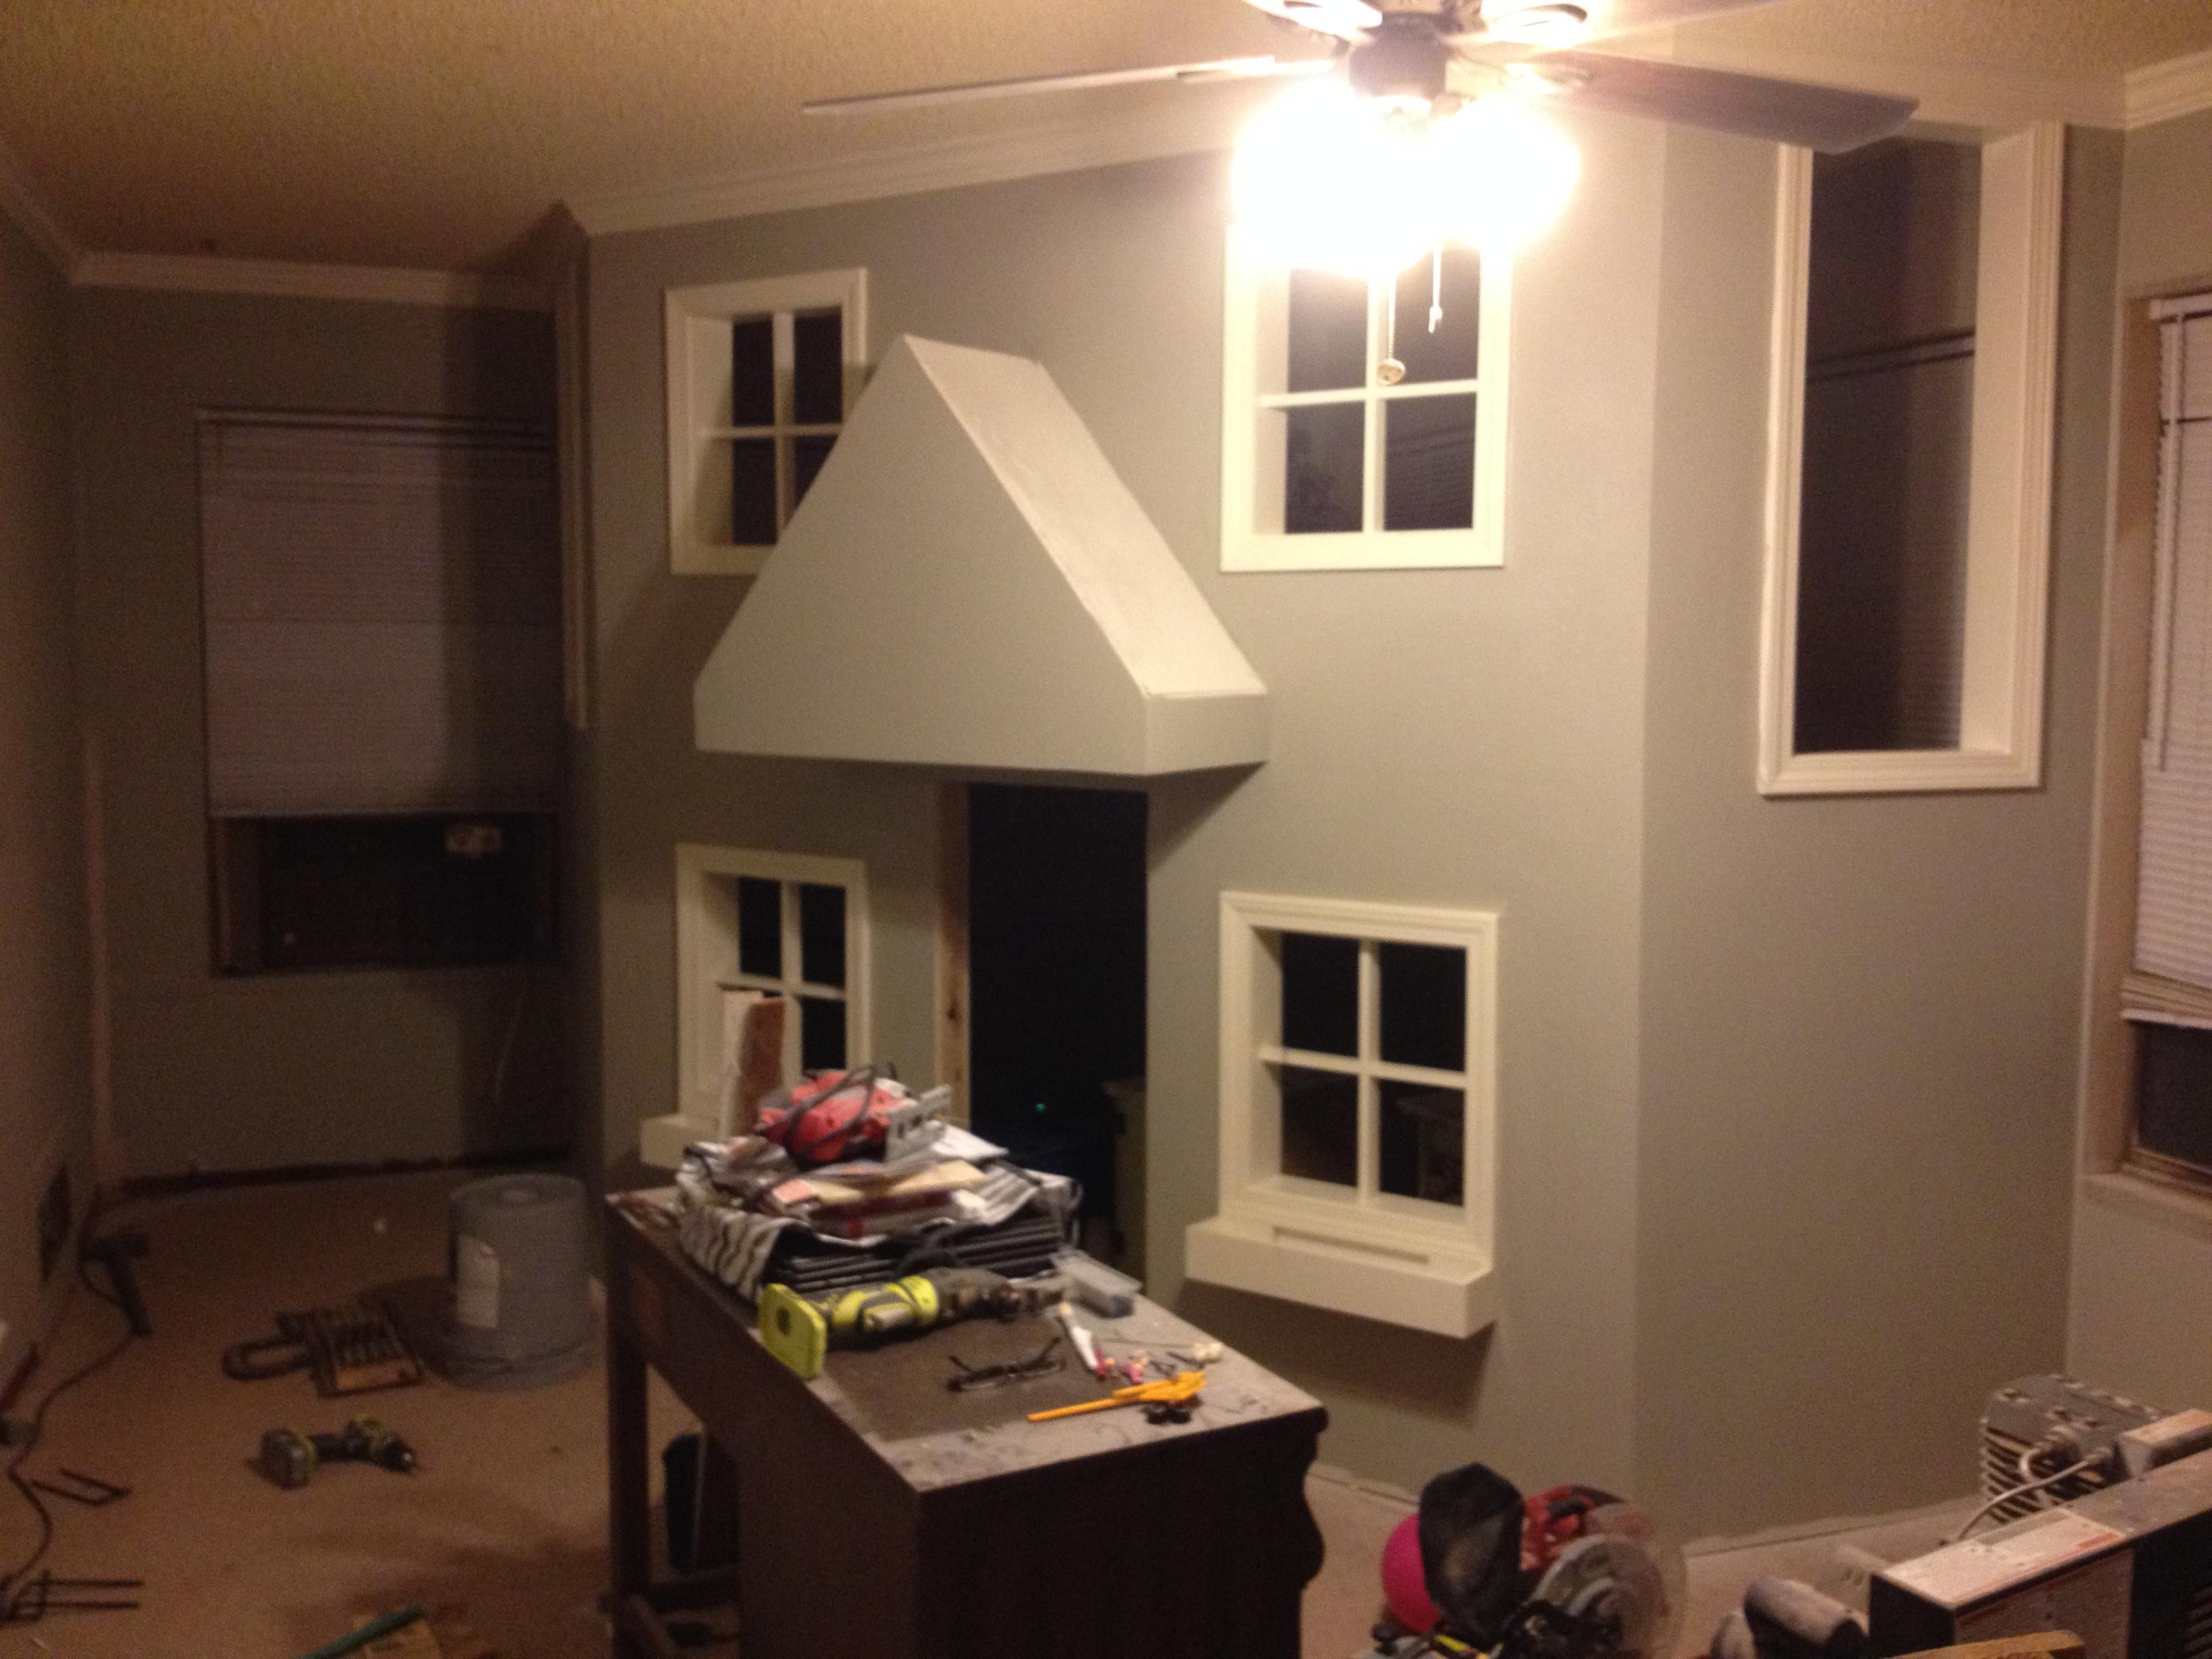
[1,0,2205,273]
[1668,0,2210,79]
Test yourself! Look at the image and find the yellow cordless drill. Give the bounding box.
[759,1269,1055,1379]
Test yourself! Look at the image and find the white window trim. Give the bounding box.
[642,844,872,1168]
[1185,890,1498,1338]
[1220,230,1511,573]
[1757,123,2064,796]
[665,268,867,577]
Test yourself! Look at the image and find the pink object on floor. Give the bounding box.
[1382,1513,1439,1633]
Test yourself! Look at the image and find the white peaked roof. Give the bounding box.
[695,336,1269,775]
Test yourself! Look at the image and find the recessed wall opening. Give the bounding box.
[1794,135,1981,754]
[965,782,1147,1273]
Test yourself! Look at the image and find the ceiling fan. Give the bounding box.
[802,0,1917,157]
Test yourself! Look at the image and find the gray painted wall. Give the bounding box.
[588,121,1666,1496]
[1635,127,2122,1534]
[586,117,2125,1534]
[0,209,91,1380]
[68,290,570,1179]
[2067,108,2212,1411]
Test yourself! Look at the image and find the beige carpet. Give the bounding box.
[2,1171,1416,1658]
[5,1170,1958,1658]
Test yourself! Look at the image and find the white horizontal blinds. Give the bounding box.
[2133,302,2212,1002]
[200,417,560,817]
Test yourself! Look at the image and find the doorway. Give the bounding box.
[965,783,1147,1273]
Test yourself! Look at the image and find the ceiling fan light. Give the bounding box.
[1232,83,1580,276]
[1231,82,1439,277]
[1434,98,1580,251]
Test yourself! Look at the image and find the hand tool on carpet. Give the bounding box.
[1027,1369,1205,1422]
[759,1267,1061,1380]
[258,1416,419,1489]
[224,1298,424,1397]
[292,1602,426,1659]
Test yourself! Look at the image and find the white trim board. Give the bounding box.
[570,96,1245,238]
[71,251,551,312]
[0,133,82,274]
[2127,49,2212,129]
[1756,124,2064,798]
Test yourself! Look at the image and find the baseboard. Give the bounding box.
[118,1144,573,1202]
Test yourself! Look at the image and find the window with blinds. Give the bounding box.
[2123,295,2212,1182]
[2129,300,2212,1014]
[199,416,560,817]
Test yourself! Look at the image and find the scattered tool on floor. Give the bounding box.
[25,1467,129,1507]
[293,1602,426,1659]
[1,1570,144,1624]
[1026,1369,1205,1424]
[224,1298,424,1397]
[258,1416,419,1489]
[758,1267,1063,1380]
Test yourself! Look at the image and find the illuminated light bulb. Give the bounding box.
[1432,97,1580,251]
[1231,81,1580,275]
[1232,81,1441,276]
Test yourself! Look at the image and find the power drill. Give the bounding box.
[758,1268,1061,1380]
[258,1416,419,1490]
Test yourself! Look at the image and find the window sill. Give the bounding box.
[1223,527,1500,575]
[2081,1167,2212,1239]
[1757,746,2040,797]
[672,542,771,578]
[1184,1212,1497,1338]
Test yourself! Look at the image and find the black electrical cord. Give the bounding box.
[0,1237,141,1622]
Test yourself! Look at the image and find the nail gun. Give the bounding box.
[759,1268,1062,1380]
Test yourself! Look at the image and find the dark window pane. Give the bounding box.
[1278,1065,1357,1186]
[1382,395,1475,531]
[1378,1080,1465,1204]
[731,316,775,427]
[2136,1023,2212,1174]
[792,434,834,509]
[1391,247,1481,384]
[1284,403,1364,535]
[792,309,844,425]
[1287,268,1369,393]
[736,877,782,979]
[800,996,848,1073]
[798,883,846,988]
[1379,942,1465,1071]
[1279,931,1357,1057]
[731,439,777,544]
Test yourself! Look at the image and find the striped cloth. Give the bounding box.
[672,1136,1077,1300]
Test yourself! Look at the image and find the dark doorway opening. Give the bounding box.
[966,783,1147,1273]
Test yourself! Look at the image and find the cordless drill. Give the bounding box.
[258,1416,419,1490]
[759,1268,1061,1380]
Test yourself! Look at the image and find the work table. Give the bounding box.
[604,1197,1329,1658]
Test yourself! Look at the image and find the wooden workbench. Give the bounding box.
[603,1198,1328,1658]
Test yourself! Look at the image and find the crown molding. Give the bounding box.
[569,98,1244,237]
[70,251,550,311]
[0,135,83,275]
[2127,49,2212,130]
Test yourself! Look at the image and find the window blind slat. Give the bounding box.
[2135,300,2212,988]
[200,419,559,817]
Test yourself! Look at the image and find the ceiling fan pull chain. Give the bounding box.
[1429,243,1443,335]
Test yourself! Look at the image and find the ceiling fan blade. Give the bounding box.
[1242,0,1382,41]
[1569,0,1778,45]
[1519,49,1915,152]
[804,54,1334,115]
